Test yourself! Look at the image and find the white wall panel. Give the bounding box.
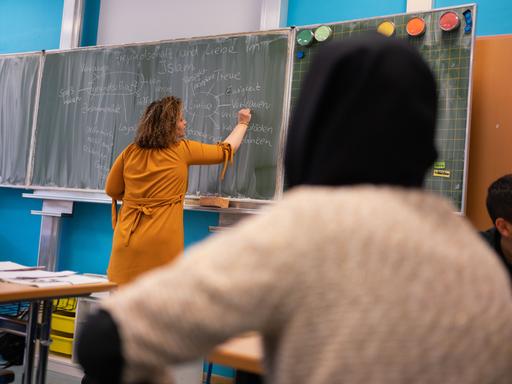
[406,0,433,12]
[97,0,264,45]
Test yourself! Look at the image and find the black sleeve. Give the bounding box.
[77,309,123,384]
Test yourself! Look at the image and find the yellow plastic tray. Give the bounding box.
[50,334,73,356]
[53,297,77,313]
[51,313,75,334]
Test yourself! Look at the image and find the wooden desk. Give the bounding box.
[0,280,116,384]
[0,281,116,302]
[208,334,263,375]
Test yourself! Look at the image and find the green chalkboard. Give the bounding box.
[292,5,475,211]
[32,31,291,200]
[0,53,40,186]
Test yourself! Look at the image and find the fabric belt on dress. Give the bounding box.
[217,142,234,180]
[110,194,184,246]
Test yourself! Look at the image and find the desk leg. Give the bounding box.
[22,302,39,384]
[35,300,52,384]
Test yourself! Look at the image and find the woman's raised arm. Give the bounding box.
[222,108,251,152]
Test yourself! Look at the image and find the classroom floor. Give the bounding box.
[8,364,82,384]
[8,357,204,383]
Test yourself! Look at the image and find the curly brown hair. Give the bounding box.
[134,96,183,148]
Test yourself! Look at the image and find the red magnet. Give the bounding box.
[439,11,460,32]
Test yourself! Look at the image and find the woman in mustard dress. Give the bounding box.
[105,96,251,284]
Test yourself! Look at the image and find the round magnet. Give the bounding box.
[406,17,426,37]
[377,21,396,37]
[297,30,314,46]
[296,51,305,59]
[314,25,333,42]
[439,11,460,32]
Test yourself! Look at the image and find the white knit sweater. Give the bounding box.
[103,186,512,384]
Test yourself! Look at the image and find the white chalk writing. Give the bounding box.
[231,100,271,110]
[157,61,194,75]
[205,44,238,56]
[81,104,121,114]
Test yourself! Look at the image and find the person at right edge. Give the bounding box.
[77,34,512,384]
[480,174,512,281]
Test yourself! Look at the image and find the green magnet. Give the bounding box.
[297,30,314,46]
[433,161,446,169]
[314,26,332,42]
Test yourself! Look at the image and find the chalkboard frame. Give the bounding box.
[19,29,295,209]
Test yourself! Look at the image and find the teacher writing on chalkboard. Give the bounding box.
[105,95,251,285]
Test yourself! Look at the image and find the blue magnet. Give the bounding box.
[296,51,305,60]
[463,9,473,34]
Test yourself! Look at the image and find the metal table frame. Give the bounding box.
[0,282,115,384]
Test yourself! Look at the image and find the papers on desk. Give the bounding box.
[0,269,108,287]
[0,270,76,279]
[0,261,41,271]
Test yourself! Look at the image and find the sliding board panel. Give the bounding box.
[0,53,41,186]
[31,31,292,201]
[291,5,475,211]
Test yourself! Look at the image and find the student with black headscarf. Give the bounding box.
[77,34,512,384]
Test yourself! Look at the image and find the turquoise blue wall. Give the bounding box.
[81,0,101,47]
[0,188,41,266]
[287,0,407,26]
[0,0,63,54]
[434,0,512,35]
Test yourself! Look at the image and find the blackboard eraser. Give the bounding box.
[199,196,230,209]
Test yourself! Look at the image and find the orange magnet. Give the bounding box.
[406,17,426,37]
